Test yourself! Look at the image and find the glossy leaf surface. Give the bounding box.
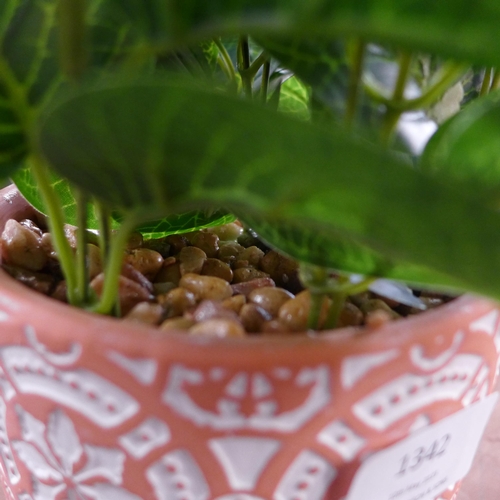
[38,79,500,297]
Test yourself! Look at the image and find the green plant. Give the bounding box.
[2,0,500,322]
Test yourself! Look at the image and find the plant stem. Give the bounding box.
[57,0,87,81]
[381,51,412,146]
[238,35,252,98]
[364,62,465,111]
[75,189,89,305]
[492,69,500,90]
[345,39,366,128]
[323,290,347,330]
[92,214,138,316]
[213,37,237,82]
[261,59,270,104]
[480,67,493,96]
[29,154,78,304]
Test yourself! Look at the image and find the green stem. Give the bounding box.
[238,35,252,98]
[480,67,493,96]
[308,292,326,330]
[364,62,465,112]
[29,154,78,304]
[245,52,267,80]
[213,37,237,82]
[381,51,412,146]
[261,59,270,104]
[58,0,87,81]
[92,214,139,315]
[345,39,366,128]
[492,69,500,90]
[323,291,346,330]
[323,276,375,329]
[75,189,89,305]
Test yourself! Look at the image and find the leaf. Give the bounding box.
[0,0,134,205]
[38,78,500,298]
[278,76,310,121]
[105,0,500,69]
[11,163,103,228]
[421,90,500,207]
[134,209,236,239]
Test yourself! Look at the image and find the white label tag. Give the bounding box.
[346,392,498,500]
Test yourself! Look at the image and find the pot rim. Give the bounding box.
[0,184,494,351]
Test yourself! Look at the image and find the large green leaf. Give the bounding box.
[38,78,500,297]
[104,0,500,69]
[0,0,133,209]
[421,90,500,207]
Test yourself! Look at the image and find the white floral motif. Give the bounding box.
[12,408,140,500]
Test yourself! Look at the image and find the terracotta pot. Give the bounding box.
[0,185,498,500]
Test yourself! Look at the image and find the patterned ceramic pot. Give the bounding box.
[0,185,498,500]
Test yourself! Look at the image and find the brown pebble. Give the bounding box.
[186,231,219,258]
[231,277,276,296]
[1,219,47,271]
[51,280,67,302]
[190,300,240,322]
[337,302,364,328]
[165,234,188,254]
[237,246,264,267]
[365,309,393,329]
[189,318,245,338]
[360,299,400,320]
[259,250,301,292]
[239,303,272,333]
[248,286,294,317]
[91,274,154,316]
[2,264,54,295]
[124,248,164,281]
[221,294,246,314]
[261,319,290,335]
[121,263,154,293]
[86,244,103,279]
[126,232,144,250]
[278,291,331,332]
[160,317,195,332]
[233,267,270,284]
[207,223,243,241]
[155,259,181,286]
[178,246,207,275]
[218,242,244,265]
[201,258,233,282]
[157,287,196,318]
[19,219,43,237]
[180,273,233,301]
[125,302,164,325]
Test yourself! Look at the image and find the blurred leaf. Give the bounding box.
[38,78,500,298]
[104,0,500,69]
[421,89,500,206]
[0,0,136,212]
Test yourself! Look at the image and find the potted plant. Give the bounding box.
[1,1,500,499]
